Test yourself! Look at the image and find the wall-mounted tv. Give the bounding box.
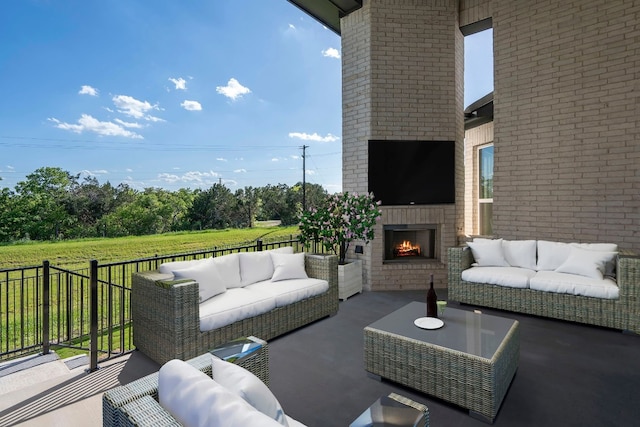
[368,140,455,206]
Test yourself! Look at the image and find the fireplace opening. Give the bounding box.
[384,224,437,262]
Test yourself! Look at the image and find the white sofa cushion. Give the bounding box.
[212,253,242,289]
[199,288,276,332]
[502,240,537,270]
[246,278,329,307]
[239,252,274,286]
[468,239,509,267]
[270,252,308,282]
[158,359,284,427]
[461,266,536,289]
[158,257,209,274]
[530,271,619,299]
[536,240,572,271]
[173,258,226,303]
[555,246,617,280]
[211,356,289,426]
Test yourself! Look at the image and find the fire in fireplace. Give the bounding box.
[384,224,437,262]
[394,240,421,257]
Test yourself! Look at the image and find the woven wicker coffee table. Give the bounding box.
[364,302,519,423]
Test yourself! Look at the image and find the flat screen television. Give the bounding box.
[368,140,455,206]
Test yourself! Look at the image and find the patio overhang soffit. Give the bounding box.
[287,0,363,35]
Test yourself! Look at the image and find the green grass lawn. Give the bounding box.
[0,225,299,270]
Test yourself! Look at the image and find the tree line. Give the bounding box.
[0,167,328,243]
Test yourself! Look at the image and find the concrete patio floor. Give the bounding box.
[0,351,158,426]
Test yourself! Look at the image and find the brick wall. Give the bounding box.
[492,0,640,251]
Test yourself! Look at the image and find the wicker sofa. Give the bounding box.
[448,240,640,334]
[132,252,338,365]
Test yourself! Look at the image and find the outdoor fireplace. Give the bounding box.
[383,224,437,262]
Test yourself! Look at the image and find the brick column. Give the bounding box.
[341,0,464,290]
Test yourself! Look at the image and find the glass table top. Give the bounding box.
[350,395,426,427]
[210,336,263,363]
[366,302,518,359]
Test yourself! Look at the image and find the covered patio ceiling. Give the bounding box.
[287,0,362,34]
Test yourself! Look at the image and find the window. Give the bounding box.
[478,145,493,235]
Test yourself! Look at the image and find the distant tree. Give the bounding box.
[234,187,260,228]
[256,184,291,223]
[296,182,328,211]
[167,188,196,231]
[66,177,120,238]
[187,183,237,230]
[0,187,20,242]
[13,167,78,240]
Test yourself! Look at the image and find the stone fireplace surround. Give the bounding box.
[357,205,456,292]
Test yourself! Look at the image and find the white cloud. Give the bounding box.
[181,100,202,111]
[79,85,99,96]
[290,155,300,160]
[271,158,279,162]
[306,170,316,175]
[158,170,219,184]
[79,169,108,177]
[114,118,143,128]
[48,114,143,139]
[322,48,341,59]
[288,132,339,142]
[112,95,162,121]
[216,78,251,101]
[234,168,247,173]
[216,157,227,162]
[169,77,187,90]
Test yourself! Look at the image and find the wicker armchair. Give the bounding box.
[103,340,270,427]
[132,253,338,365]
[448,246,640,334]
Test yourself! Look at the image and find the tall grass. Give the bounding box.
[0,226,299,270]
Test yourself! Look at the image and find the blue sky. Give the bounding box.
[0,1,492,193]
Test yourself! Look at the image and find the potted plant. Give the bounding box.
[298,191,382,299]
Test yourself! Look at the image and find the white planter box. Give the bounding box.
[338,259,363,300]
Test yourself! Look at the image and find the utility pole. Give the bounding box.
[301,145,308,211]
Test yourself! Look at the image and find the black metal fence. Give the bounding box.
[0,236,310,371]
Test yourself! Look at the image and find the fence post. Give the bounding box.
[89,259,99,372]
[257,239,263,251]
[42,260,50,355]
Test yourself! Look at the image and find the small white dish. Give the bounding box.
[414,317,444,330]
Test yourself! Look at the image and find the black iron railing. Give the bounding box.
[0,236,312,372]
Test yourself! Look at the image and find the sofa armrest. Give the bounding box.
[304,253,338,298]
[448,246,473,275]
[616,250,639,300]
[132,271,201,364]
[118,395,179,427]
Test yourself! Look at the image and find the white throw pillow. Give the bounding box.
[212,253,242,288]
[467,239,509,267]
[172,258,226,302]
[211,356,289,426]
[572,243,618,278]
[270,246,294,254]
[239,252,275,286]
[270,253,308,282]
[159,257,209,274]
[158,359,282,427]
[536,240,572,271]
[502,240,537,270]
[555,246,617,280]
